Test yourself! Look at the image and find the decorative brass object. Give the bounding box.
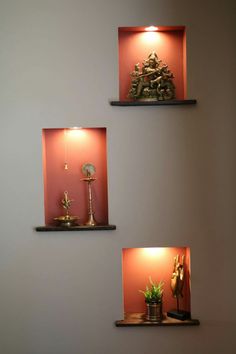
[171,254,185,302]
[128,51,175,101]
[63,129,69,170]
[167,254,190,320]
[54,191,78,227]
[81,163,97,226]
[146,303,163,322]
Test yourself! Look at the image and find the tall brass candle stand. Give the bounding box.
[81,163,97,226]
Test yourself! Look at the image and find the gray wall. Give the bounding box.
[0,0,235,353]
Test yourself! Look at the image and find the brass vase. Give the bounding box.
[146,302,163,322]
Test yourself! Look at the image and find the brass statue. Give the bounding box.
[170,254,185,301]
[167,254,190,320]
[54,191,78,227]
[128,51,175,101]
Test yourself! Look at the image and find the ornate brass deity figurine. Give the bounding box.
[167,254,190,320]
[128,51,175,101]
[81,163,97,226]
[54,191,78,227]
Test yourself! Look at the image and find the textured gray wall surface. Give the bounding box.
[0,0,235,353]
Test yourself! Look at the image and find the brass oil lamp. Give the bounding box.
[54,191,78,227]
[81,163,97,226]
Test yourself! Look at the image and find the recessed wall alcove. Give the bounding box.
[110,26,197,106]
[116,247,199,326]
[36,127,116,231]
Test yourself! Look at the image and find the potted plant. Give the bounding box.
[139,276,164,322]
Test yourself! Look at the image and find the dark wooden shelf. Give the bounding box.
[35,225,116,232]
[115,313,200,327]
[110,99,197,106]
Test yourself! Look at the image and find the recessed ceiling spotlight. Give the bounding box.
[145,26,158,32]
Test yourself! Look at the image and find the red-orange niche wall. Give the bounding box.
[42,128,108,226]
[119,26,186,100]
[122,247,191,314]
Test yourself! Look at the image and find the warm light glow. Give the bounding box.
[142,247,166,258]
[140,31,162,44]
[66,128,86,139]
[145,26,159,32]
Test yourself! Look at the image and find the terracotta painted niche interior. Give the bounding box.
[122,247,191,315]
[119,26,186,101]
[42,128,108,226]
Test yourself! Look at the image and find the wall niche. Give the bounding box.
[116,247,199,326]
[110,26,196,106]
[36,127,116,231]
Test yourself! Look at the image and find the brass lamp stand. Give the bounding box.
[81,163,97,226]
[54,191,78,227]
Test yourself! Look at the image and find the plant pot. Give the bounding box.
[146,302,163,322]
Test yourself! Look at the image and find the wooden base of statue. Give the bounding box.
[167,310,191,321]
[167,296,190,321]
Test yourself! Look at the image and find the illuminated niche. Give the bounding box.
[116,26,190,103]
[41,127,110,228]
[116,247,199,326]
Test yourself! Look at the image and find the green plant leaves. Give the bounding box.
[139,277,164,303]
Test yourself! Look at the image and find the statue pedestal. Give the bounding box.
[167,310,191,321]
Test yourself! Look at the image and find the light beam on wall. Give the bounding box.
[140,31,162,44]
[67,127,86,139]
[142,247,166,258]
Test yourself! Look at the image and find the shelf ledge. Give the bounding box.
[115,313,200,327]
[35,225,116,232]
[110,99,197,106]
